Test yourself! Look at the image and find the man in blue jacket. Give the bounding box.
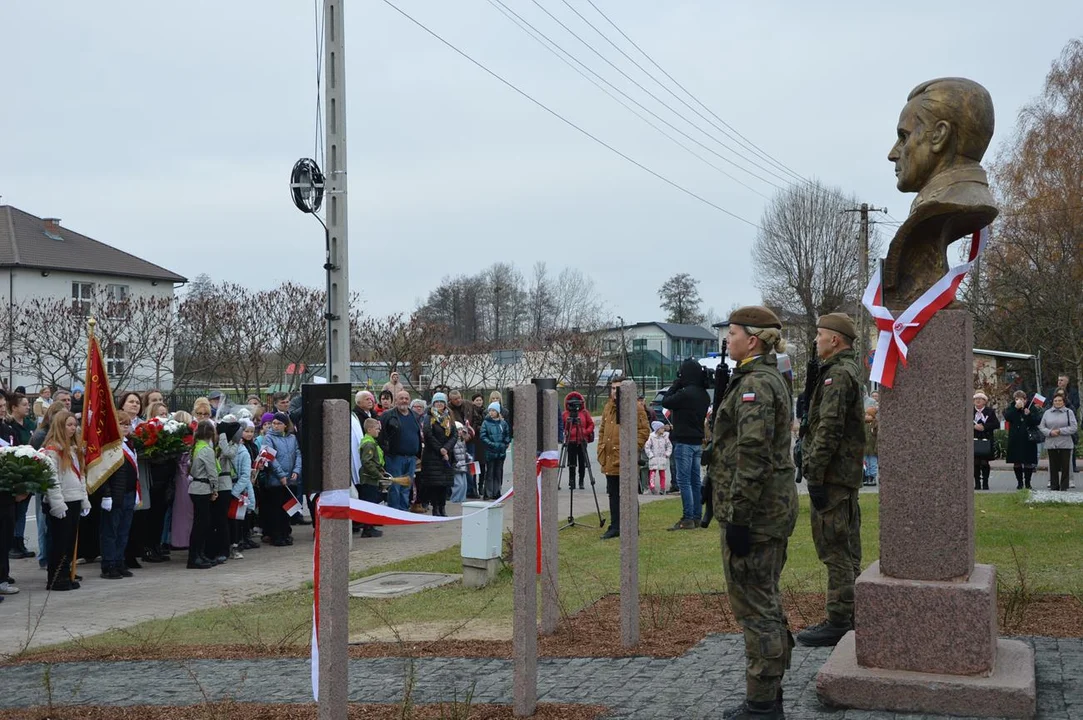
[663,358,711,530]
[380,390,422,511]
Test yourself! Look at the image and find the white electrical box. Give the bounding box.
[460,501,504,560]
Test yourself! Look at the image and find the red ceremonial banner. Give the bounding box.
[82,332,124,494]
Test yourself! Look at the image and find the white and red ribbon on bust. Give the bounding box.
[310,449,560,700]
[863,226,990,388]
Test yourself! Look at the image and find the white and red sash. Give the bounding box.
[863,226,990,388]
[122,441,141,506]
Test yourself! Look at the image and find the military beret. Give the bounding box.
[817,312,857,341]
[723,305,782,329]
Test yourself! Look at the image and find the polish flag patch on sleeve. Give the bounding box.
[823,378,833,386]
[741,392,756,402]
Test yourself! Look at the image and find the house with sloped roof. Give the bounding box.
[600,321,718,386]
[0,205,187,392]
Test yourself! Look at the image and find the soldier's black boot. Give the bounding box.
[721,699,784,719]
[796,618,852,647]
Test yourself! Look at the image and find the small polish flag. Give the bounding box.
[469,461,481,476]
[1031,393,1046,408]
[823,378,833,386]
[283,496,302,517]
[741,393,756,402]
[229,494,248,521]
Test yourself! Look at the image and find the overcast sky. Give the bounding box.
[2,2,1079,324]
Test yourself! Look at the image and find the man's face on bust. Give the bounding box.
[889,99,940,193]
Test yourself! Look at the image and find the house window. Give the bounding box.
[106,342,126,376]
[106,284,129,302]
[632,338,647,352]
[72,282,93,316]
[105,283,130,319]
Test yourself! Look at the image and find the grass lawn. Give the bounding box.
[15,493,1083,657]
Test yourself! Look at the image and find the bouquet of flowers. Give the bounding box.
[0,445,58,497]
[131,418,193,462]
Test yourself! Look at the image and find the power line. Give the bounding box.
[527,0,797,189]
[378,0,760,228]
[578,0,811,185]
[488,0,772,198]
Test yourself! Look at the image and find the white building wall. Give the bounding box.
[1,269,178,393]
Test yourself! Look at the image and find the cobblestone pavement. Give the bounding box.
[0,635,1080,719]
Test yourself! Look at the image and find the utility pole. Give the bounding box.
[844,203,887,373]
[324,0,350,385]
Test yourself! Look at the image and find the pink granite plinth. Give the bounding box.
[855,561,996,675]
[817,632,1036,718]
[879,309,975,580]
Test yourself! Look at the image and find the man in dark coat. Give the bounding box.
[662,358,711,530]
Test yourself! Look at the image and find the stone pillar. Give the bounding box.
[540,388,560,636]
[318,399,350,720]
[619,379,639,648]
[511,385,538,717]
[816,311,1035,718]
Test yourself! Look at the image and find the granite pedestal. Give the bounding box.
[816,310,1036,718]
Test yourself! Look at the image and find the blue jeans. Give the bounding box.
[385,455,416,511]
[100,491,136,572]
[673,443,702,520]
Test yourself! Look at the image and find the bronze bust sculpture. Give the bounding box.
[882,78,997,308]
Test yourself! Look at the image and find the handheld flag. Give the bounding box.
[229,494,248,521]
[254,446,277,473]
[283,495,302,517]
[82,320,124,494]
[1031,393,1046,409]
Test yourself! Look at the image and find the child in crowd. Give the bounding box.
[644,420,672,494]
[358,418,385,538]
[480,402,511,499]
[863,406,879,486]
[451,423,472,504]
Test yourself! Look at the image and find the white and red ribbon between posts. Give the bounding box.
[863,226,990,388]
[309,449,560,700]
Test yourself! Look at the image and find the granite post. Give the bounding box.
[816,311,1035,718]
[540,388,560,636]
[318,399,350,720]
[511,385,538,717]
[619,379,639,648]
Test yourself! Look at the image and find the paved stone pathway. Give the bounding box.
[0,635,1080,718]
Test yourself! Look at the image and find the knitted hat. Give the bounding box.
[651,421,664,432]
[71,383,84,393]
[261,412,275,424]
[431,392,448,405]
[487,402,501,414]
[273,412,291,425]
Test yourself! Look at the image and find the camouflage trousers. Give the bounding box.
[723,534,794,704]
[810,487,862,624]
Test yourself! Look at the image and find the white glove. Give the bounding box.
[48,503,66,520]
[81,506,91,517]
[101,497,113,512]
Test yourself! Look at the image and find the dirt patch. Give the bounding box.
[9,592,1083,666]
[350,618,515,643]
[0,703,607,720]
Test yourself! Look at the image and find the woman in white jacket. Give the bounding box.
[42,410,89,591]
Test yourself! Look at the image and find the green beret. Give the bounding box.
[723,305,782,329]
[817,312,857,341]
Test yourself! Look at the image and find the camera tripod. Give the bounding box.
[556,418,605,530]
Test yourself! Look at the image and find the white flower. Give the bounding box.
[13,446,35,459]
[163,419,183,434]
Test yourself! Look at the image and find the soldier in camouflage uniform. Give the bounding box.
[711,306,797,720]
[797,313,865,648]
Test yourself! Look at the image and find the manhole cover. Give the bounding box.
[348,571,461,599]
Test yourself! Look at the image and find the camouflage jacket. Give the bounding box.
[802,348,865,492]
[709,354,798,540]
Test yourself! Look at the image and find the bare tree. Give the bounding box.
[751,180,881,349]
[978,38,1083,390]
[657,273,705,325]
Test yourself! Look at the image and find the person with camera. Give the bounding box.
[596,376,650,540]
[1003,390,1042,490]
[972,391,999,491]
[662,358,711,530]
[561,392,594,490]
[711,306,796,719]
[796,313,865,649]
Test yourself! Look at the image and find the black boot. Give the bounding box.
[722,699,783,719]
[974,471,982,491]
[981,465,991,491]
[1014,467,1024,490]
[1024,468,1033,489]
[601,493,620,539]
[796,618,852,647]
